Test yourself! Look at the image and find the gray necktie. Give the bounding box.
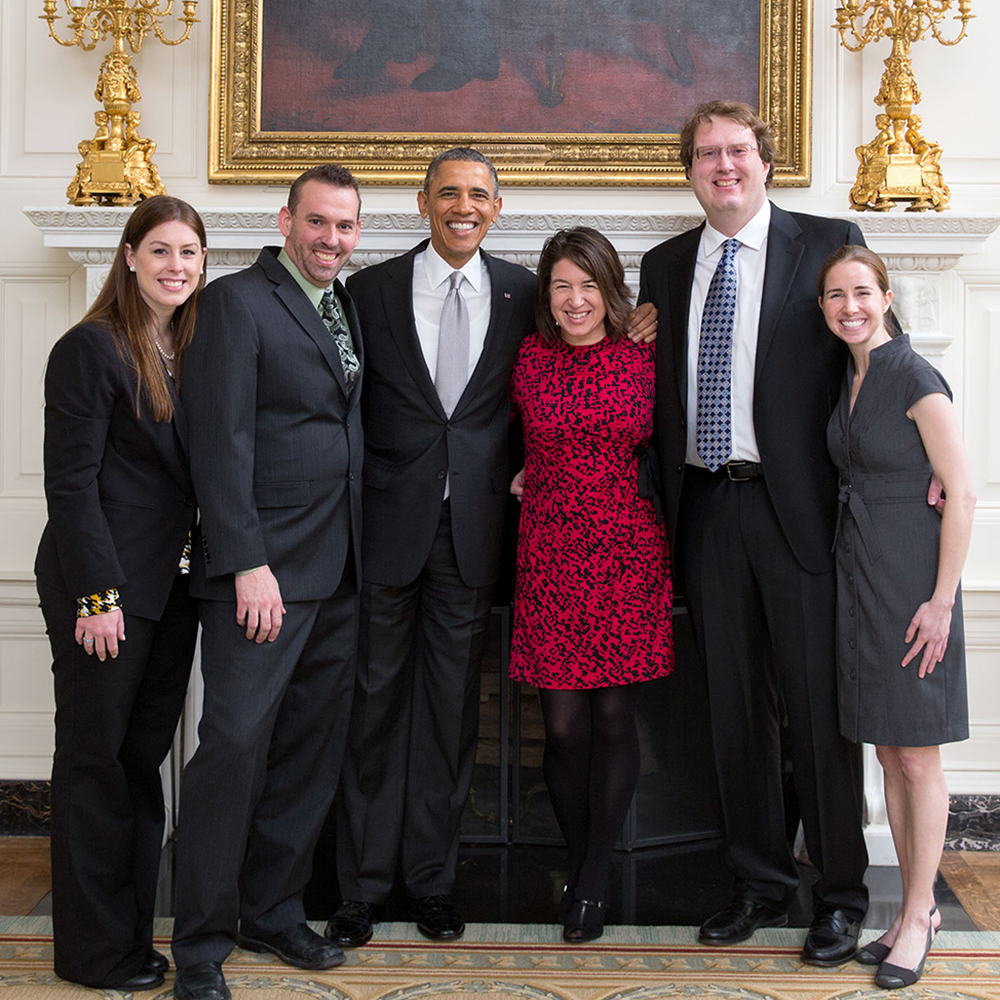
[320,287,360,393]
[696,238,741,471]
[435,271,470,417]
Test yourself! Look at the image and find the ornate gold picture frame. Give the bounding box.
[210,0,811,187]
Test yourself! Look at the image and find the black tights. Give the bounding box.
[538,684,641,902]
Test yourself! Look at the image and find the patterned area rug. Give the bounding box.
[2,918,999,1000]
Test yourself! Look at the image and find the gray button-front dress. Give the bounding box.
[827,333,968,747]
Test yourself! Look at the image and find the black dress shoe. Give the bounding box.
[563,898,605,943]
[801,908,862,966]
[698,897,788,946]
[412,894,465,940]
[240,923,345,970]
[325,900,384,948]
[144,949,169,975]
[174,961,230,1000]
[115,969,164,991]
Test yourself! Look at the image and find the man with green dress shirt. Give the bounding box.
[172,165,365,1000]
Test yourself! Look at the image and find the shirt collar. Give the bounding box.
[277,247,328,309]
[422,241,486,293]
[701,198,771,259]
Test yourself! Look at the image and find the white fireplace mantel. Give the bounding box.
[25,207,1000,362]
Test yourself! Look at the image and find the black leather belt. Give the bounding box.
[719,462,764,483]
[722,461,763,481]
[688,461,764,481]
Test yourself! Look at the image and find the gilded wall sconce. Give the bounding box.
[41,0,199,206]
[834,0,973,212]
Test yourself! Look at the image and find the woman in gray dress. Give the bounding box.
[818,245,975,991]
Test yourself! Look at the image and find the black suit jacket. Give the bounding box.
[640,204,864,575]
[182,247,364,602]
[34,322,196,620]
[348,241,536,589]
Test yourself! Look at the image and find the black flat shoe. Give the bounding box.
[557,885,576,924]
[144,950,169,975]
[876,922,935,990]
[858,904,937,966]
[855,940,891,965]
[563,898,605,943]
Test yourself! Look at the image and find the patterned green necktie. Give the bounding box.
[320,288,360,392]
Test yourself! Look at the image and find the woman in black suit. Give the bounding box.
[34,196,207,990]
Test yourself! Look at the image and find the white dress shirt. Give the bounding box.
[685,199,771,466]
[413,242,492,386]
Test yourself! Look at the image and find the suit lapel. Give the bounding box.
[380,242,447,417]
[670,227,701,420]
[259,249,350,397]
[756,205,804,381]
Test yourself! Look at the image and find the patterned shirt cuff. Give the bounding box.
[77,589,121,618]
[179,531,191,575]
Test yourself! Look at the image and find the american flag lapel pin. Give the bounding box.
[504,292,511,299]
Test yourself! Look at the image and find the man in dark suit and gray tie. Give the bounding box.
[326,148,537,947]
[172,165,364,1000]
[639,101,871,964]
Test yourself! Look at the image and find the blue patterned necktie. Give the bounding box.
[320,287,360,393]
[696,238,741,471]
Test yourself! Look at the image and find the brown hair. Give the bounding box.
[679,99,777,186]
[79,195,207,421]
[535,227,632,344]
[287,164,361,216]
[817,244,903,337]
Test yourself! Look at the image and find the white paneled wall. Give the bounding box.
[2,3,999,833]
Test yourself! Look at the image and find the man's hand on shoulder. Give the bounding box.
[234,566,286,643]
[627,301,658,343]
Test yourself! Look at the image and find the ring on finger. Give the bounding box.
[83,637,95,644]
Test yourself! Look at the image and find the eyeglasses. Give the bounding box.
[694,144,758,163]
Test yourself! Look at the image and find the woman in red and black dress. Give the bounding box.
[509,227,674,943]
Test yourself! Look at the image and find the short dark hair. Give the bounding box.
[535,227,632,345]
[818,244,903,337]
[679,99,777,186]
[423,147,499,199]
[287,164,361,215]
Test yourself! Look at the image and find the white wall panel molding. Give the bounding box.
[0,577,52,780]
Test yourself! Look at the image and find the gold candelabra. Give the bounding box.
[40,0,198,206]
[834,0,973,212]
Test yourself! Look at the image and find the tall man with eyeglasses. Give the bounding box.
[639,100,870,963]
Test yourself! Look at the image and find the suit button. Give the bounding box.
[676,464,682,474]
[850,669,857,679]
[849,640,857,649]
[437,471,445,480]
[849,607,856,617]
[345,418,351,429]
[349,473,355,481]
